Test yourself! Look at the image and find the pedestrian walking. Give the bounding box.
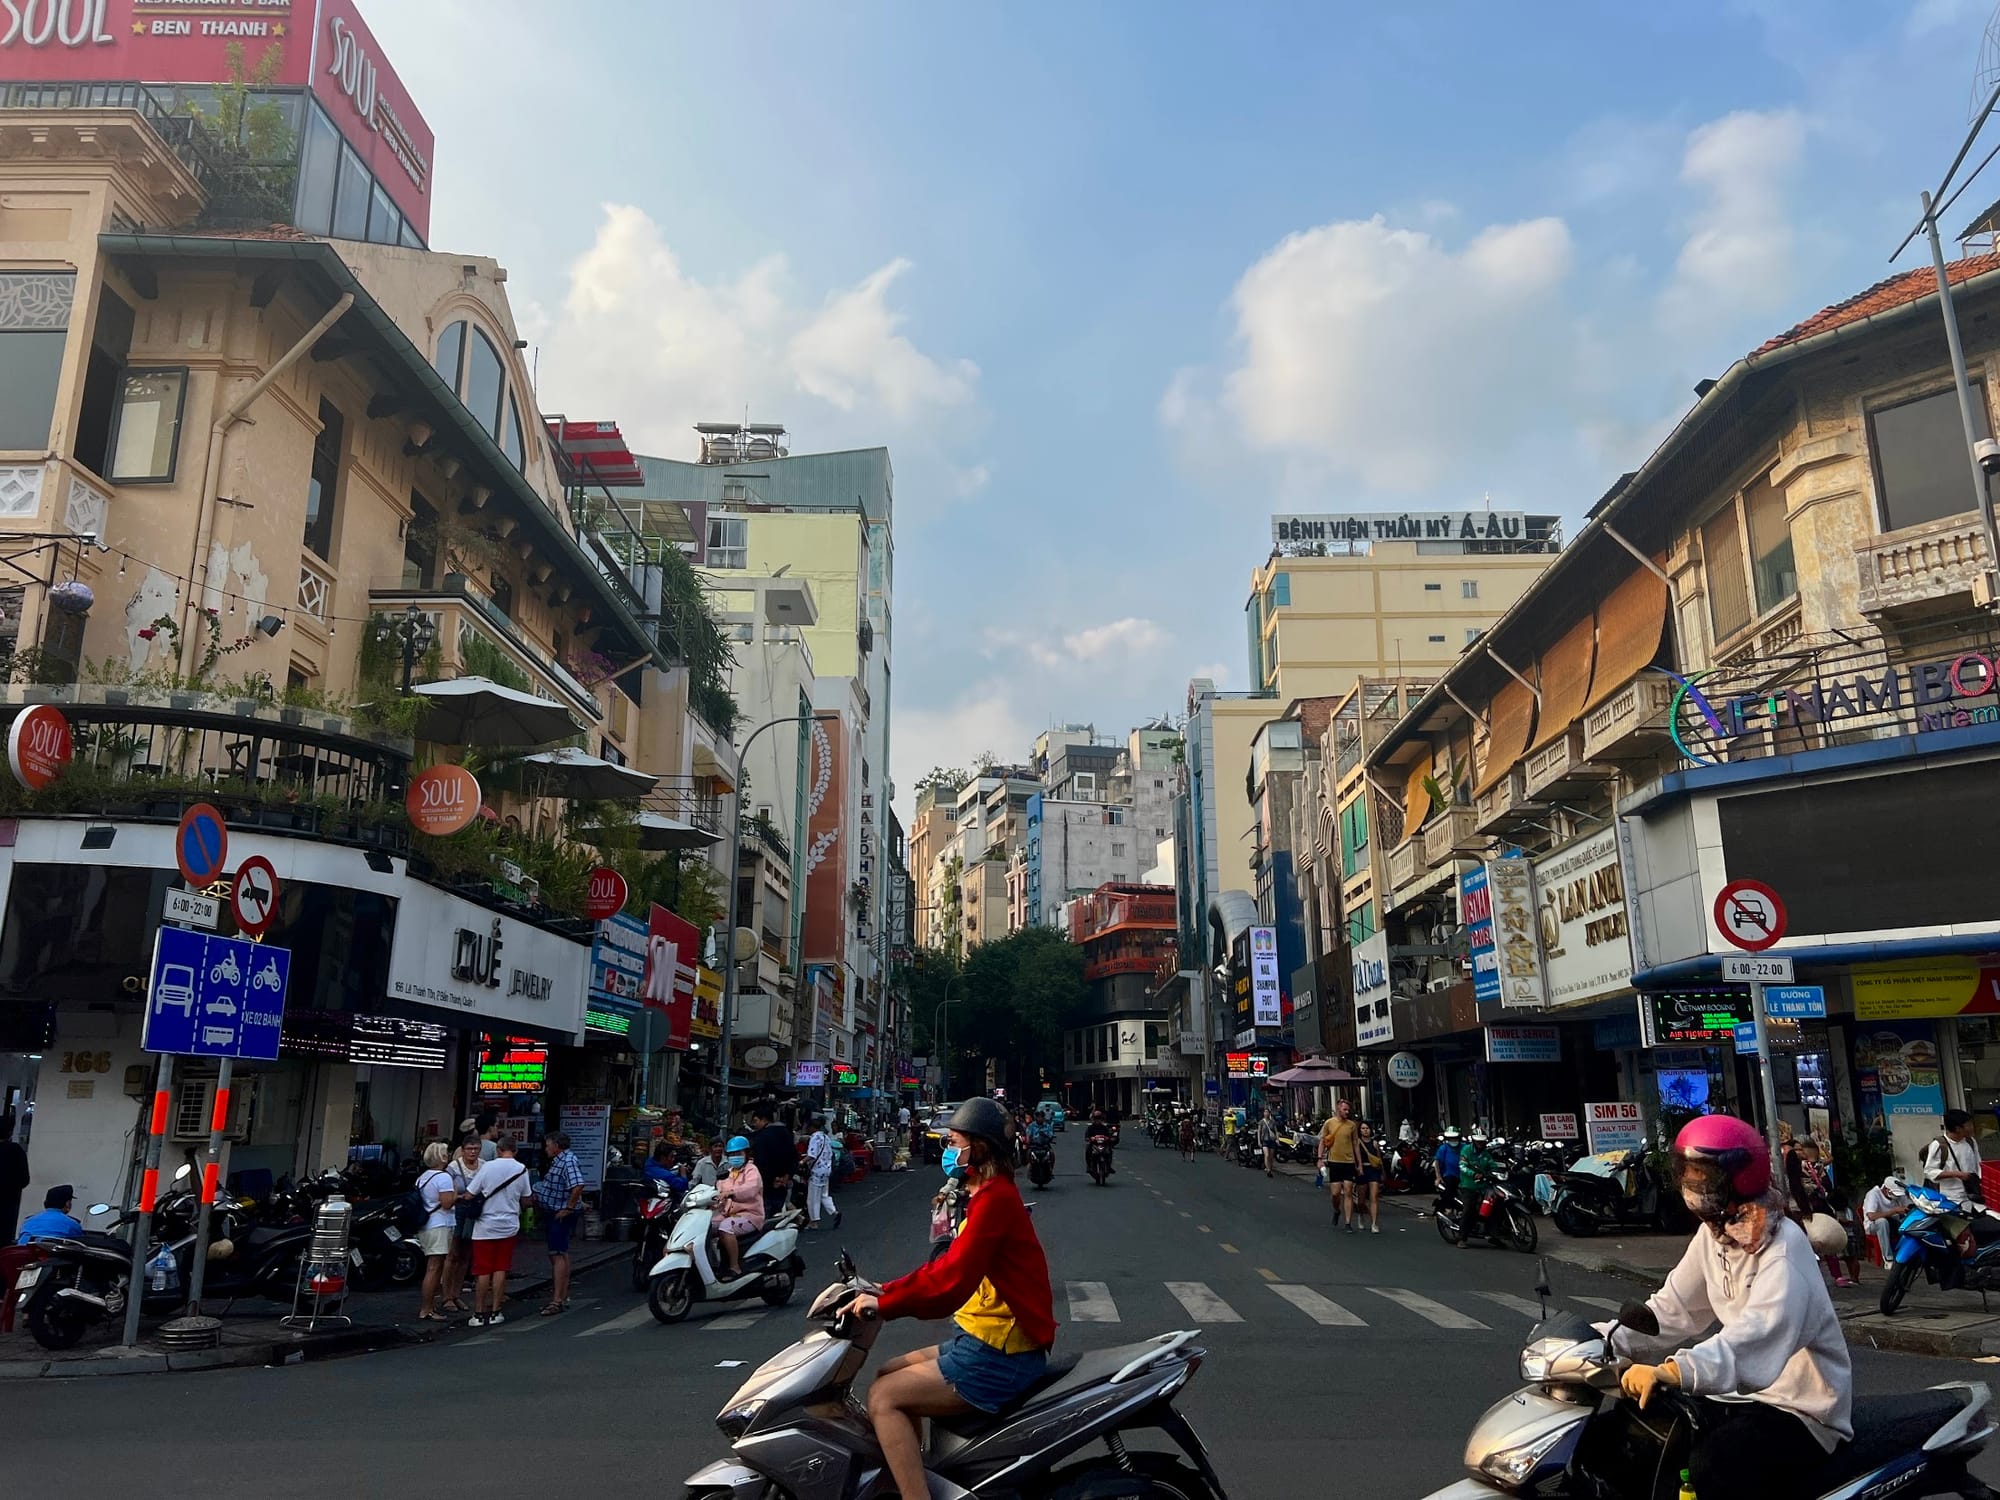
[1256,1111,1276,1178]
[440,1133,483,1313]
[805,1115,840,1230]
[1356,1121,1384,1234]
[413,1142,458,1321]
[0,1116,29,1246]
[897,1102,912,1145]
[461,1135,532,1327]
[1318,1098,1360,1232]
[535,1131,586,1315]
[747,1102,796,1218]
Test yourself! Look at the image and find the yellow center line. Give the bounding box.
[1257,1267,1280,1282]
[1220,1243,1240,1255]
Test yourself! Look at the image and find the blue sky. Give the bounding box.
[370,0,2000,810]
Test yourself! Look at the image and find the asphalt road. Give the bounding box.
[7,1137,2000,1498]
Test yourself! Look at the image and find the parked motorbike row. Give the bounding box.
[12,1163,425,1350]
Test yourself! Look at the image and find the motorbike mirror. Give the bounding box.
[173,1163,192,1181]
[836,1250,856,1280]
[1534,1256,1553,1317]
[1617,1300,1659,1336]
[87,1202,113,1216]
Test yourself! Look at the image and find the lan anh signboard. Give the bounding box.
[1853,962,2000,1020]
[1531,828,1632,1008]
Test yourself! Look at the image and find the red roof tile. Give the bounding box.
[1754,252,2000,355]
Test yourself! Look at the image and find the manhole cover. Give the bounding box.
[155,1315,223,1350]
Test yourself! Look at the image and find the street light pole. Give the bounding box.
[381,603,437,694]
[717,711,841,1124]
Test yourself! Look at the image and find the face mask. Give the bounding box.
[941,1147,961,1177]
[726,1153,746,1169]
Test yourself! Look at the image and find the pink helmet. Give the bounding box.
[1672,1113,1770,1218]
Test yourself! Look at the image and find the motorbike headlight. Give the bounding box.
[716,1397,765,1439]
[1478,1426,1572,1488]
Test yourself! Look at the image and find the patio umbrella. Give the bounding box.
[520,746,658,800]
[1269,1058,1357,1085]
[576,810,720,851]
[412,676,582,749]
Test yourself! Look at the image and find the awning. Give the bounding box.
[578,811,720,850]
[1475,673,1539,796]
[520,746,659,799]
[1584,562,1669,712]
[1528,614,1598,752]
[1397,748,1435,847]
[413,676,583,749]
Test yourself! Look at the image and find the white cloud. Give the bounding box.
[1188,661,1231,688]
[539,205,978,461]
[891,682,1035,813]
[1167,214,1576,493]
[986,616,1168,672]
[1659,110,1807,331]
[1908,0,1980,37]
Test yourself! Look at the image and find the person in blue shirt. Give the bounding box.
[1433,1128,1463,1204]
[643,1141,690,1202]
[16,1184,81,1245]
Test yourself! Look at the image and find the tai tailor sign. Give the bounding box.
[1352,931,1393,1048]
[1484,1023,1560,1064]
[1487,856,1546,1011]
[1386,1051,1424,1088]
[1531,829,1632,1007]
[1249,925,1282,1028]
[1272,511,1532,547]
[1461,864,1499,1005]
[386,884,587,1036]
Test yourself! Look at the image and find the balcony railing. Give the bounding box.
[1474,767,1531,836]
[1386,837,1423,895]
[1581,673,1676,762]
[1857,513,1992,616]
[1418,804,1478,867]
[645,777,724,836]
[1521,729,1617,801]
[370,582,601,725]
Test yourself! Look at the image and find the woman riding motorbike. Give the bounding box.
[712,1135,765,1277]
[849,1098,1057,1500]
[1615,1113,1852,1500]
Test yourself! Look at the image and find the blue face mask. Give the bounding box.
[726,1153,746,1170]
[941,1147,961,1178]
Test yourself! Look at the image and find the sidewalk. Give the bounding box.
[0,1237,628,1380]
[1273,1158,2000,1359]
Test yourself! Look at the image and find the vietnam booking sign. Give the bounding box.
[1249,925,1282,1028]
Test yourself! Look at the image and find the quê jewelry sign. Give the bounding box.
[387,884,587,1037]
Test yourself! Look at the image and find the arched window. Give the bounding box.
[501,392,525,471]
[465,329,504,439]
[433,320,465,390]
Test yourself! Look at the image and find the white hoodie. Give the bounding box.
[1641,1213,1852,1448]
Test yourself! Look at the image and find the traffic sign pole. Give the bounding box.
[185,1055,232,1313]
[1747,977,1784,1178]
[121,1052,173,1348]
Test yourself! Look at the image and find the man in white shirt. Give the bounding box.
[1922,1109,1983,1207]
[463,1136,533,1327]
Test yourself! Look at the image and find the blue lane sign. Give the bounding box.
[1734,1021,1761,1056]
[1765,984,1827,1019]
[142,926,289,1060]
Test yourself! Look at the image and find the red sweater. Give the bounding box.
[879,1176,1058,1351]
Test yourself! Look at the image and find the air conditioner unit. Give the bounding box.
[170,1076,253,1143]
[1428,978,1451,993]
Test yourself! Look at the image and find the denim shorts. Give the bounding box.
[544,1209,573,1255]
[937,1332,1049,1414]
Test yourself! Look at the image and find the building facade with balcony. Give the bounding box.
[1063,882,1178,1116]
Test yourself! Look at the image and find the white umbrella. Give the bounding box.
[412,676,582,749]
[577,811,720,851]
[520,746,658,800]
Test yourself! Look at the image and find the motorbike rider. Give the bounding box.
[712,1136,765,1278]
[1085,1108,1116,1175]
[644,1140,690,1203]
[1616,1113,1851,1500]
[851,1097,1057,1500]
[1433,1126,1463,1204]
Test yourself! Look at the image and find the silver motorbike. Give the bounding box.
[683,1252,1230,1499]
[1427,1264,1997,1499]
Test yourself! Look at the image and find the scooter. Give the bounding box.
[1424,1267,1997,1498]
[1085,1129,1117,1186]
[348,1189,426,1290]
[1551,1146,1676,1238]
[631,1178,685,1291]
[1434,1177,1538,1254]
[1881,1182,2000,1315]
[682,1251,1232,1499]
[1027,1136,1055,1189]
[648,1182,806,1324]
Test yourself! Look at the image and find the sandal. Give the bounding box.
[440,1300,467,1314]
[540,1302,564,1316]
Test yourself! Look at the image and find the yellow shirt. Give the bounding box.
[1321,1117,1358,1164]
[955,1277,1040,1354]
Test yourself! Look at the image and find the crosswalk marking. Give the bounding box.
[1368,1286,1489,1330]
[1066,1281,1120,1323]
[1269,1284,1367,1326]
[1220,1243,1240,1255]
[1571,1295,1624,1314]
[1257,1267,1280,1282]
[707,1311,768,1331]
[575,1304,656,1338]
[1165,1281,1243,1323]
[1473,1291,1551,1321]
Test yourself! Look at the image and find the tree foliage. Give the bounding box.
[949,926,1087,1098]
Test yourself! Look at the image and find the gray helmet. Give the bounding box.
[950,1097,1012,1153]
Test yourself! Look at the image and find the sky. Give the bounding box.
[368,0,2000,818]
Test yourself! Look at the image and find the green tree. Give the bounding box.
[950,926,1087,1098]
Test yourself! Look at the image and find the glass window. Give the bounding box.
[302,398,344,560]
[706,514,747,568]
[465,329,504,437]
[399,220,425,250]
[433,321,465,392]
[1744,475,1797,615]
[294,104,339,237]
[107,369,188,483]
[402,493,438,589]
[1271,572,1290,606]
[1703,502,1751,642]
[501,392,525,471]
[73,284,133,476]
[367,182,402,247]
[0,271,74,453]
[487,573,513,620]
[332,142,370,240]
[1871,383,1999,533]
[1461,579,1479,599]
